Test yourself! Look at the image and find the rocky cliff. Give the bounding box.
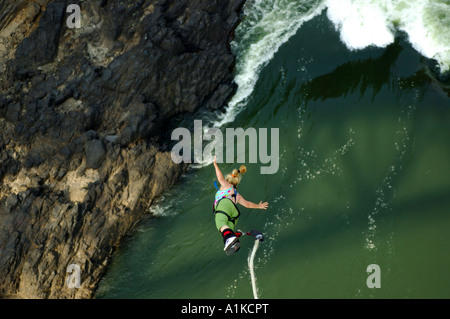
[0,0,244,298]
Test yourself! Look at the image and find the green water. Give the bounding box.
[96,10,450,299]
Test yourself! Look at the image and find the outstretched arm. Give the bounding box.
[213,156,227,187]
[237,194,269,210]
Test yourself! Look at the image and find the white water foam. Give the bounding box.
[212,0,327,128]
[325,0,450,72]
[220,0,449,127]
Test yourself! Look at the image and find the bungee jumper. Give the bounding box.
[212,156,268,255]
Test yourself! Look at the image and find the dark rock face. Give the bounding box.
[0,0,244,298]
[85,139,105,169]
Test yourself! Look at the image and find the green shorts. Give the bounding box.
[214,198,239,232]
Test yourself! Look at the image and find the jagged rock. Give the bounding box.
[13,1,66,79]
[0,0,245,298]
[5,102,20,123]
[85,139,106,169]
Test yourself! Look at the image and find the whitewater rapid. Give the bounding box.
[212,0,449,128]
[325,0,450,72]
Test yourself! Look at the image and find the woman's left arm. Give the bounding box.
[237,194,269,210]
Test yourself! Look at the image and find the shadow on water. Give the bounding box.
[301,41,403,102]
[241,38,435,126]
[298,39,437,105]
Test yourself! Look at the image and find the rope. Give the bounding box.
[247,239,261,299]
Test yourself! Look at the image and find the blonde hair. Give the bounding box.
[226,165,247,187]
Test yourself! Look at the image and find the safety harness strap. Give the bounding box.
[214,208,239,224]
[213,196,240,224]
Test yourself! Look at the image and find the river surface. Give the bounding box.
[96,0,450,299]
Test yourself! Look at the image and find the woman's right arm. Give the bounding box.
[213,156,227,187]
